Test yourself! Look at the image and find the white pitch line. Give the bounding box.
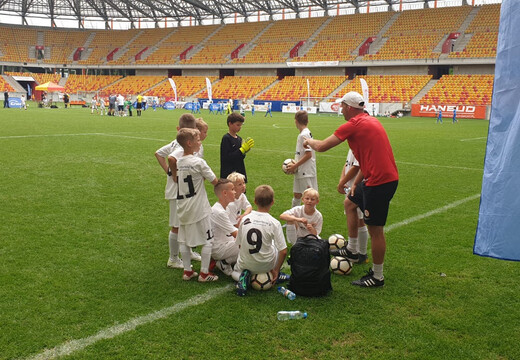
[395,160,482,172]
[385,193,480,232]
[0,133,103,140]
[460,136,487,142]
[23,285,232,360]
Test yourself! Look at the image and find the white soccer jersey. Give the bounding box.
[281,205,323,238]
[345,149,360,188]
[236,211,287,273]
[211,202,237,251]
[156,141,204,200]
[226,193,252,224]
[295,127,316,179]
[176,155,216,225]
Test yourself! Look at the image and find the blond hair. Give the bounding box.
[303,188,319,201]
[227,171,246,183]
[176,128,200,148]
[196,117,208,131]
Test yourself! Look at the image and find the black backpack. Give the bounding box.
[287,234,332,297]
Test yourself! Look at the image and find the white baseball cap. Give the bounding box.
[335,91,365,109]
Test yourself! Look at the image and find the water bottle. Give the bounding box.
[278,286,296,300]
[344,187,351,195]
[277,311,308,321]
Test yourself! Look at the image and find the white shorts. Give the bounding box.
[212,241,239,263]
[235,251,278,275]
[178,216,213,247]
[168,199,179,228]
[293,177,318,194]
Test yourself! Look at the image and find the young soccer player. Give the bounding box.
[336,149,369,264]
[233,185,288,296]
[20,94,26,110]
[124,96,133,117]
[98,97,106,115]
[155,113,201,270]
[226,172,252,227]
[211,178,239,276]
[280,188,323,245]
[264,102,272,117]
[90,96,97,114]
[285,110,318,208]
[195,117,208,157]
[169,128,219,282]
[219,112,254,181]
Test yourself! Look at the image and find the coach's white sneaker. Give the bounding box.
[167,258,184,269]
[190,250,202,261]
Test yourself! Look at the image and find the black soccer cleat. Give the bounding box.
[351,269,384,288]
[330,247,359,263]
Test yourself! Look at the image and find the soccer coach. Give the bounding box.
[303,91,398,288]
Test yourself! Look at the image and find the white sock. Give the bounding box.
[179,244,192,272]
[286,224,297,245]
[358,226,369,255]
[347,237,358,253]
[372,263,384,280]
[168,231,179,260]
[200,243,213,274]
[231,271,241,282]
[292,197,301,208]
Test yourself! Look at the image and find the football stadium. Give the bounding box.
[2,0,519,359]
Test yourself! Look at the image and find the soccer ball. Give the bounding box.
[250,272,273,291]
[282,158,296,174]
[330,256,352,275]
[328,234,346,250]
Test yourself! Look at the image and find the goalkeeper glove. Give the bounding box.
[239,137,255,154]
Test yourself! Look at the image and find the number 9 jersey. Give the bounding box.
[236,211,287,274]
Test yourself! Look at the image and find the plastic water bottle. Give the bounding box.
[278,286,296,300]
[277,311,308,321]
[344,187,351,195]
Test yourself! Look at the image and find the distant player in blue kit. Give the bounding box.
[452,108,457,123]
[251,103,255,116]
[264,102,272,117]
[152,98,157,111]
[437,109,443,124]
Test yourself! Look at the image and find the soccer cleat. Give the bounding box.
[276,272,291,283]
[182,270,198,281]
[216,260,233,276]
[190,250,202,261]
[329,247,360,263]
[351,269,384,288]
[167,258,184,269]
[198,272,219,282]
[236,269,251,296]
[357,253,369,264]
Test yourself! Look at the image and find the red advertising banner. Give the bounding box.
[411,104,487,119]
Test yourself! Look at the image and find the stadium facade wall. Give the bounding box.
[183,69,219,77]
[295,68,345,76]
[453,64,495,74]
[368,65,429,75]
[235,69,276,76]
[136,69,168,76]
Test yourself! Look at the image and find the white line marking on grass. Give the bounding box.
[23,285,232,360]
[460,137,487,142]
[0,133,102,140]
[395,161,482,172]
[385,193,480,232]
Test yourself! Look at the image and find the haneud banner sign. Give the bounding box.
[411,104,487,119]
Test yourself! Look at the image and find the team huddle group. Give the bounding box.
[155,90,399,294]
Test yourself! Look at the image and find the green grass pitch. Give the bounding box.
[1,103,519,359]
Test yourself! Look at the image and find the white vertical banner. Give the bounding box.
[360,78,372,114]
[206,77,212,102]
[168,78,177,102]
[306,78,310,106]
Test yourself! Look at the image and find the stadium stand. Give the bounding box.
[0,26,39,63]
[259,76,347,101]
[333,75,433,103]
[42,29,90,64]
[1,76,15,92]
[6,72,61,84]
[143,76,218,98]
[365,6,472,61]
[419,74,494,105]
[198,76,278,100]
[64,74,123,93]
[78,29,139,65]
[101,75,165,96]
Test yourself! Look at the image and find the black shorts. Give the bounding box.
[118,105,124,111]
[348,180,398,226]
[136,102,142,109]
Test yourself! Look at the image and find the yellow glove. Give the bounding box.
[240,137,255,154]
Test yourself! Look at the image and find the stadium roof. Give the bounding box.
[0,0,498,29]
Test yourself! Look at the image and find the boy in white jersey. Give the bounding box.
[284,110,317,208]
[98,97,106,115]
[155,113,201,270]
[226,172,252,227]
[280,188,323,245]
[169,128,219,282]
[90,96,97,114]
[211,179,239,276]
[233,185,288,296]
[334,149,369,264]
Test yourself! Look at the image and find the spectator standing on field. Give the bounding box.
[304,91,398,288]
[3,91,9,108]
